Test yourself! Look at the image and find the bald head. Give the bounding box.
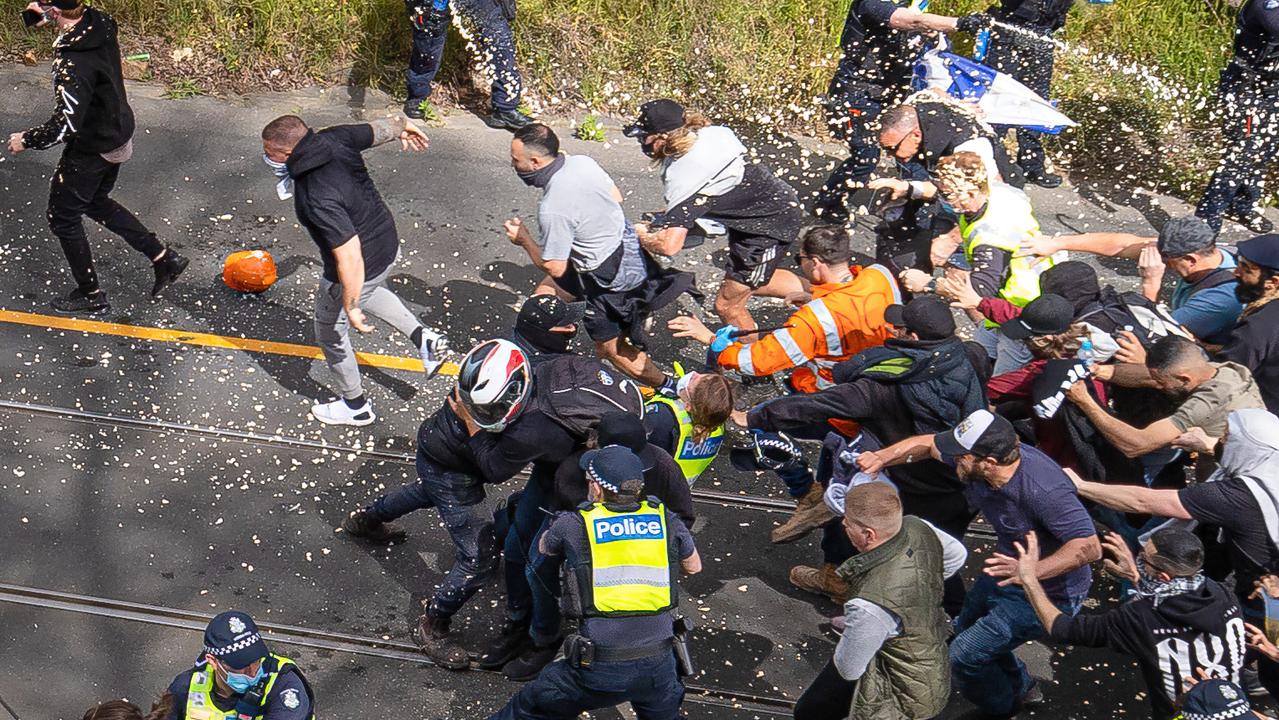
[844,482,903,542]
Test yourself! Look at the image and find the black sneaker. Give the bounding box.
[403,97,427,120]
[477,618,531,670]
[1025,170,1063,189]
[340,509,408,545]
[502,639,560,681]
[151,249,189,296]
[483,109,533,131]
[51,288,110,315]
[1225,209,1275,234]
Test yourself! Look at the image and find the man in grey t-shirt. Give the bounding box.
[505,123,697,390]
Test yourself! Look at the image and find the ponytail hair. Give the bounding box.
[686,373,734,441]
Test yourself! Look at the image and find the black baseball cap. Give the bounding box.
[597,411,658,470]
[999,294,1074,340]
[580,445,644,493]
[934,409,1019,459]
[1237,233,1279,271]
[516,295,584,333]
[1157,216,1216,258]
[884,295,955,341]
[623,100,686,138]
[203,610,269,669]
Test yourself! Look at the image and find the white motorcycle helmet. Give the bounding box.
[456,339,533,432]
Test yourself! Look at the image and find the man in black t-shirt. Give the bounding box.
[1016,528,1245,720]
[261,115,448,426]
[813,0,989,223]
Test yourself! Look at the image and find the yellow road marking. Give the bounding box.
[0,308,460,376]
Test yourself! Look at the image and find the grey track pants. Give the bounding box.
[314,260,420,399]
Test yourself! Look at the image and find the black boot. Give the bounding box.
[483,108,533,131]
[151,248,189,296]
[502,638,561,681]
[414,614,470,670]
[340,509,408,545]
[51,288,110,315]
[476,618,531,670]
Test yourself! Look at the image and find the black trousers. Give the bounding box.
[984,25,1056,174]
[794,660,856,720]
[1196,62,1279,232]
[47,148,163,293]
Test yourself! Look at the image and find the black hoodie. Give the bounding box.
[285,125,399,283]
[911,97,1025,188]
[23,7,135,154]
[1050,579,1246,720]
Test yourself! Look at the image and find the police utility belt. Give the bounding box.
[563,634,674,666]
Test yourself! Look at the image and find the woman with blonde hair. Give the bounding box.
[625,99,806,335]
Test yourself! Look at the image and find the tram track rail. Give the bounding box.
[0,398,997,539]
[0,583,795,716]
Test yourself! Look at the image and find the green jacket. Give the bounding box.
[836,515,951,720]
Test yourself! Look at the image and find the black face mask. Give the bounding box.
[1214,439,1226,462]
[640,137,659,158]
[516,325,575,354]
[516,153,565,188]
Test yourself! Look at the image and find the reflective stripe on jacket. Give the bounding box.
[716,264,899,388]
[958,184,1055,320]
[580,499,675,617]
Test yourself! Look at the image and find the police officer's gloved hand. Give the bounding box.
[956,12,993,33]
[409,1,450,37]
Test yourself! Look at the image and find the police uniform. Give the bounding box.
[166,611,314,720]
[1196,0,1279,232]
[485,447,697,720]
[983,0,1074,180]
[815,0,932,222]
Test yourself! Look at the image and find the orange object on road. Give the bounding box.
[223,250,277,293]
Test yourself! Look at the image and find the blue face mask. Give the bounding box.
[939,199,958,216]
[222,663,265,694]
[675,371,697,398]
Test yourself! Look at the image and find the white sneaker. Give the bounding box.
[419,327,449,378]
[311,398,376,426]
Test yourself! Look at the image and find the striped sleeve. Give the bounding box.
[716,306,822,376]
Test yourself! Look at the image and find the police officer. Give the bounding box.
[403,0,531,130]
[1195,0,1279,233]
[643,365,733,485]
[981,0,1072,188]
[813,0,990,223]
[484,445,701,720]
[164,611,314,720]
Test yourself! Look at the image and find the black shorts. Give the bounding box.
[724,234,791,289]
[552,263,699,347]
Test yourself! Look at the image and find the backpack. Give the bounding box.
[1077,288,1192,349]
[534,355,644,439]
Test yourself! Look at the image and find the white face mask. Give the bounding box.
[262,153,294,200]
[675,372,697,398]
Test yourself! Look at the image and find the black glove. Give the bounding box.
[410,2,450,36]
[956,12,992,34]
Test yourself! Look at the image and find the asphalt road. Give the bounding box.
[0,64,1271,719]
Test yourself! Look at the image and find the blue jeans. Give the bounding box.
[950,575,1084,716]
[486,653,684,720]
[406,0,521,111]
[369,455,497,618]
[974,322,1033,375]
[503,470,561,644]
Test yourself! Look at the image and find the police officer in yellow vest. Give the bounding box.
[643,364,732,485]
[485,445,702,720]
[901,150,1060,374]
[165,611,314,720]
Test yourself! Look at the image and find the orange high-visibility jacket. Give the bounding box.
[716,264,900,392]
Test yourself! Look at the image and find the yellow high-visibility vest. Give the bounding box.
[646,394,723,484]
[183,655,312,720]
[958,184,1057,325]
[580,499,674,616]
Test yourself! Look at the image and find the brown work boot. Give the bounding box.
[789,563,851,604]
[415,614,470,670]
[770,483,834,544]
